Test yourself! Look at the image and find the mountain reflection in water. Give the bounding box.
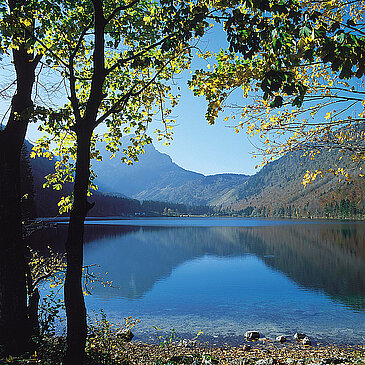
[30,219,365,343]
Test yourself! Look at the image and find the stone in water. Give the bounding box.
[294,333,306,341]
[276,335,286,343]
[245,331,260,340]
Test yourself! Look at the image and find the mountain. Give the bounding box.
[24,136,365,218]
[225,148,365,218]
[93,143,250,206]
[23,141,213,217]
[93,143,202,197]
[93,140,365,217]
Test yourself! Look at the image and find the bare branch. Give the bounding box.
[0,80,16,97]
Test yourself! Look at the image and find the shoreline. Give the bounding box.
[38,215,365,221]
[5,335,364,364]
[134,331,365,349]
[102,339,365,364]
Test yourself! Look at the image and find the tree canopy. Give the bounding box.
[24,1,213,362]
[190,0,365,184]
[31,0,212,214]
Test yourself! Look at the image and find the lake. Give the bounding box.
[31,217,365,345]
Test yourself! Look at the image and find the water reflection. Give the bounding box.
[29,220,365,343]
[30,221,365,312]
[111,226,362,310]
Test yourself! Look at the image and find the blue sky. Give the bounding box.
[2,23,259,177]
[147,24,259,176]
[153,67,259,176]
[23,23,259,177]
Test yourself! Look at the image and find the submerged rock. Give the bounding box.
[245,331,260,340]
[276,335,286,343]
[116,328,134,342]
[169,355,195,364]
[255,358,276,365]
[294,333,306,341]
[302,337,311,346]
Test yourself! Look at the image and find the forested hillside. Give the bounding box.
[92,140,365,218]
[22,141,212,217]
[225,149,365,219]
[23,139,365,219]
[93,142,249,205]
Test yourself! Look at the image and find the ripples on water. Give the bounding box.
[32,218,365,344]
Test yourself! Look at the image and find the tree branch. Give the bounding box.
[105,0,140,24]
[83,0,107,125]
[68,23,93,123]
[105,36,169,75]
[319,13,365,36]
[32,268,65,289]
[70,23,92,60]
[94,50,185,128]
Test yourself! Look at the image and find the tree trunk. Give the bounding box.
[0,35,38,354]
[64,129,92,365]
[0,133,30,355]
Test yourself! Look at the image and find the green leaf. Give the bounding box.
[299,25,311,37]
[292,96,302,107]
[270,95,283,108]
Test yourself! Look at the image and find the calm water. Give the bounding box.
[31,218,365,345]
